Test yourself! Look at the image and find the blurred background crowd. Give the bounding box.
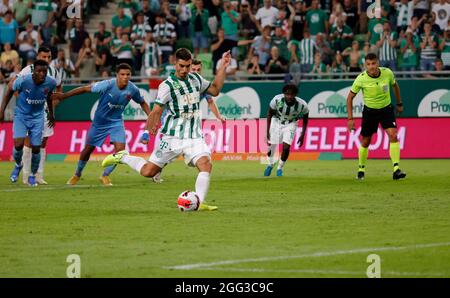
[0,0,449,84]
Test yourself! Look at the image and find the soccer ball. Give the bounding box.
[177,191,200,212]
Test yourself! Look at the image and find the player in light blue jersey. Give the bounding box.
[52,63,151,186]
[0,60,57,186]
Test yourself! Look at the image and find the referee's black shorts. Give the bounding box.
[361,104,397,137]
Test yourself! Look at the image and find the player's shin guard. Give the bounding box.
[389,142,401,172]
[13,147,24,166]
[358,146,368,172]
[102,165,117,177]
[195,172,210,203]
[121,155,147,175]
[268,144,277,166]
[37,148,46,179]
[22,146,32,181]
[75,160,88,177]
[31,152,41,175]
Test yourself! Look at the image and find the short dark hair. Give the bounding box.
[192,59,202,65]
[282,84,299,95]
[116,63,132,72]
[38,46,51,54]
[33,59,49,68]
[175,48,193,61]
[365,53,378,61]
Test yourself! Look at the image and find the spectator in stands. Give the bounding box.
[12,0,30,27]
[253,0,279,31]
[330,16,353,53]
[432,0,450,33]
[409,15,424,37]
[247,53,262,76]
[329,2,345,27]
[0,42,19,65]
[0,10,18,49]
[159,53,175,77]
[396,0,413,33]
[271,23,289,61]
[315,32,333,66]
[69,18,90,64]
[141,0,156,29]
[203,0,222,35]
[384,0,398,29]
[222,0,240,41]
[30,0,56,43]
[112,7,132,34]
[0,0,12,17]
[94,21,112,54]
[265,46,288,75]
[51,48,76,80]
[276,3,295,39]
[160,0,177,25]
[118,0,140,19]
[239,3,258,40]
[399,28,420,76]
[311,52,328,77]
[376,21,398,70]
[141,31,162,76]
[110,26,123,69]
[429,12,444,36]
[306,0,329,39]
[330,51,346,78]
[291,0,306,41]
[75,37,97,79]
[439,27,450,70]
[296,29,316,73]
[17,22,41,63]
[342,40,363,73]
[357,0,371,33]
[420,22,439,71]
[367,13,387,54]
[153,12,176,64]
[176,0,192,39]
[131,11,152,72]
[342,0,357,32]
[0,59,17,84]
[413,0,429,19]
[249,25,272,70]
[111,33,134,71]
[216,54,238,75]
[55,0,70,43]
[190,0,211,55]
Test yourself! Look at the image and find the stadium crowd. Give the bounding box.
[0,0,449,83]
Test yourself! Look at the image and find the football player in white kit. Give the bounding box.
[264,84,309,177]
[8,46,63,185]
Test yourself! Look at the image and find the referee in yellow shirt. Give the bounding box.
[347,53,406,180]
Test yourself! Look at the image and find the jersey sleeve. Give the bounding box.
[269,97,277,110]
[300,99,309,114]
[155,82,172,106]
[350,75,362,94]
[12,75,24,91]
[387,68,396,85]
[91,79,112,94]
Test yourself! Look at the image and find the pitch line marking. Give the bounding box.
[163,242,450,270]
[200,267,448,277]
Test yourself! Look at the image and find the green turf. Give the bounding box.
[1,159,449,278]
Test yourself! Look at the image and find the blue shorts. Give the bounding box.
[13,114,44,146]
[192,32,209,50]
[86,123,126,147]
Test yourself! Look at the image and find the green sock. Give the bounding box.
[358,146,368,172]
[390,142,400,172]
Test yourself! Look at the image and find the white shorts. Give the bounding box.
[269,118,296,145]
[149,135,211,168]
[43,117,54,138]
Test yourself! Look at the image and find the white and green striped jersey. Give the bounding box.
[299,37,316,65]
[142,42,161,69]
[269,94,309,124]
[131,23,152,50]
[379,31,398,62]
[155,73,211,139]
[18,63,62,87]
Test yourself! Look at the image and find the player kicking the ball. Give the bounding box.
[264,84,309,177]
[52,63,151,186]
[347,53,406,180]
[102,48,231,211]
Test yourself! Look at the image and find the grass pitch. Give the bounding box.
[0,159,449,277]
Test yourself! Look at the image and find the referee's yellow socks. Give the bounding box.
[390,142,401,172]
[358,146,368,172]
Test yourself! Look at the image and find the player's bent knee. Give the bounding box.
[140,164,158,178]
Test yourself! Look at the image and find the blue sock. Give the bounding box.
[13,148,23,166]
[75,160,88,177]
[102,165,117,177]
[31,152,41,175]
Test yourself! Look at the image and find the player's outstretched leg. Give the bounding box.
[264,144,277,176]
[100,165,116,186]
[10,147,24,183]
[67,145,96,185]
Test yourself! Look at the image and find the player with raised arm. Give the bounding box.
[264,84,309,177]
[0,60,57,186]
[347,53,406,180]
[102,48,231,211]
[51,63,151,186]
